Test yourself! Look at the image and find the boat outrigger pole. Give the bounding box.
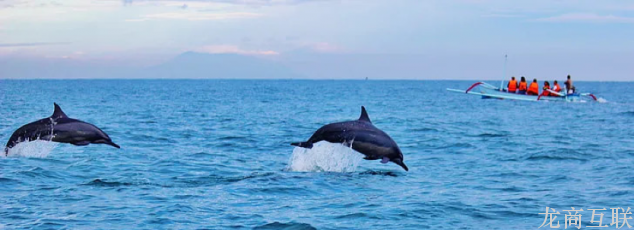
[465,82,499,93]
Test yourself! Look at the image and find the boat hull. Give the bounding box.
[447,86,585,102]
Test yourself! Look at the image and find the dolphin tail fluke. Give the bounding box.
[290,142,313,149]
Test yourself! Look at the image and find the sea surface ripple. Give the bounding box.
[1,80,633,229]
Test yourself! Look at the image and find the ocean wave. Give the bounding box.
[253,222,316,230]
[605,190,630,197]
[407,127,439,132]
[526,154,588,162]
[619,111,634,116]
[123,133,171,143]
[488,210,535,218]
[359,170,400,177]
[175,172,276,187]
[488,172,538,178]
[0,177,23,185]
[244,186,310,196]
[82,179,164,187]
[544,175,575,183]
[474,133,508,138]
[441,201,497,220]
[18,167,64,179]
[335,213,379,219]
[218,136,250,141]
[434,142,475,150]
[473,185,525,192]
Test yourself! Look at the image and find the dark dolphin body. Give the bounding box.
[4,103,120,156]
[291,106,408,171]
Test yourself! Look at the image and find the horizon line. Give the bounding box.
[1,78,632,82]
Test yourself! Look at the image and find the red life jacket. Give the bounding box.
[519,81,527,91]
[527,82,539,95]
[542,84,551,96]
[508,80,517,92]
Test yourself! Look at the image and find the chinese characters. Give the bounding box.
[539,207,632,229]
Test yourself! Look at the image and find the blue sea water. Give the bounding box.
[0,80,633,229]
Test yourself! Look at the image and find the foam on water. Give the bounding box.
[596,97,608,103]
[286,141,364,172]
[5,140,58,158]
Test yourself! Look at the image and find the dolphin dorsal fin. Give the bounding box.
[51,103,68,119]
[358,106,371,123]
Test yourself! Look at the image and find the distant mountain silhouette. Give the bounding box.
[0,52,299,79]
[0,58,135,79]
[3,51,627,80]
[146,52,299,79]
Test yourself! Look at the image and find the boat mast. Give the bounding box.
[504,54,507,79]
[500,54,507,91]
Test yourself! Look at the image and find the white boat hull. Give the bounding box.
[446,82,595,102]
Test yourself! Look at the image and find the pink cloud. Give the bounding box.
[129,12,261,21]
[307,42,341,53]
[196,45,279,56]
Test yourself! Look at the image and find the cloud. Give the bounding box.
[129,11,261,21]
[534,13,634,23]
[281,40,344,53]
[0,0,113,9]
[121,0,329,7]
[0,42,71,47]
[196,45,279,55]
[448,0,634,21]
[306,42,341,53]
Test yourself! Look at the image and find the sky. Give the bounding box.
[0,0,633,80]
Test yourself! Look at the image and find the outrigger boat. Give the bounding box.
[446,82,598,102]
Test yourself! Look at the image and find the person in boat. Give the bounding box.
[507,76,518,93]
[518,76,527,94]
[565,75,575,94]
[527,79,539,95]
[542,81,551,96]
[551,80,562,96]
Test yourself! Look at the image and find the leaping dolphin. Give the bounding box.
[4,103,120,156]
[291,106,408,171]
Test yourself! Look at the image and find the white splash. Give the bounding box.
[4,140,58,158]
[286,141,364,172]
[596,97,608,103]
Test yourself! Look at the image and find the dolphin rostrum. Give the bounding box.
[291,106,408,171]
[4,103,120,156]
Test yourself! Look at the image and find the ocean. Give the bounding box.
[1,80,632,229]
